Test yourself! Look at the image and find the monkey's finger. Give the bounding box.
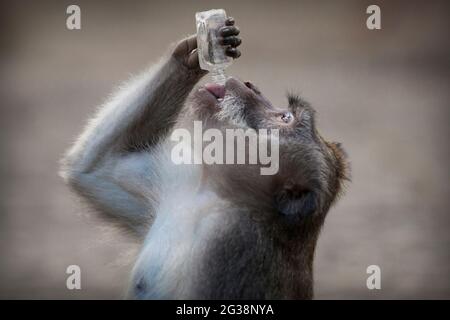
[187,48,200,69]
[184,35,198,53]
[220,26,240,37]
[173,34,198,61]
[219,36,242,47]
[225,17,235,26]
[225,47,241,59]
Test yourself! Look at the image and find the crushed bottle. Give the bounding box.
[196,9,232,85]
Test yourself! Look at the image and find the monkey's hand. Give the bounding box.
[172,17,242,71]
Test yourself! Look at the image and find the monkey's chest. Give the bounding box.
[133,188,230,299]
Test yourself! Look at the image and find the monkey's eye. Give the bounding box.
[280,112,294,124]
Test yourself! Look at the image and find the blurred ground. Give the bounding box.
[0,0,449,299]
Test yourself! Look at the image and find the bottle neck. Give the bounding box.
[211,69,227,85]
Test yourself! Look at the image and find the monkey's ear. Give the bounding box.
[274,185,317,218]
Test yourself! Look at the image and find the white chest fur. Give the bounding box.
[129,147,229,299]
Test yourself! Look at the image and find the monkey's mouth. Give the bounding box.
[204,83,226,100]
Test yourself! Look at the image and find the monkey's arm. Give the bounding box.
[61,20,241,234]
[60,36,205,235]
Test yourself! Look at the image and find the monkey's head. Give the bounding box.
[189,77,348,220]
[182,78,349,298]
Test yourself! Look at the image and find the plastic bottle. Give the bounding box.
[196,9,232,85]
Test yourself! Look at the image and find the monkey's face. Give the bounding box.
[192,78,319,138]
[189,78,348,221]
[192,78,302,129]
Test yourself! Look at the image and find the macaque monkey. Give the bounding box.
[60,17,349,299]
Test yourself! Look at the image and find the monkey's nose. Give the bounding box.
[226,77,260,95]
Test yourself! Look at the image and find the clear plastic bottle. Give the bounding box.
[196,9,232,85]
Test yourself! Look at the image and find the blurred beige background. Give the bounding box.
[1,0,449,299]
